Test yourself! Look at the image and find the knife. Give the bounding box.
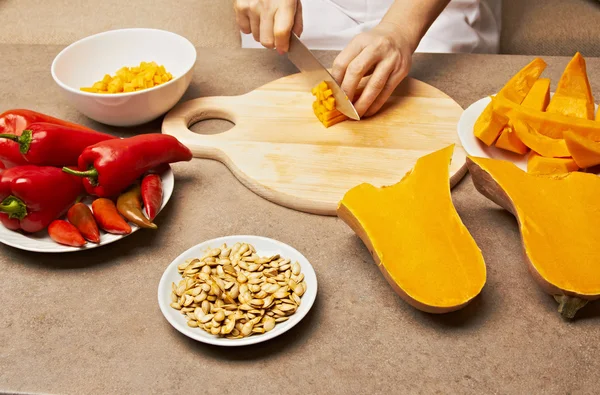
[287,33,360,121]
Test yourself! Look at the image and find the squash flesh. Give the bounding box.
[527,152,578,175]
[467,156,600,297]
[495,125,529,154]
[491,95,600,140]
[337,145,486,312]
[512,120,570,158]
[564,131,600,168]
[474,58,546,146]
[520,78,551,111]
[546,52,595,120]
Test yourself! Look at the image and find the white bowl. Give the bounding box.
[158,235,318,347]
[51,28,196,127]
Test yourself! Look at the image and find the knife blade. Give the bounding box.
[287,33,360,121]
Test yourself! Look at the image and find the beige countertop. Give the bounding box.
[1,45,599,395]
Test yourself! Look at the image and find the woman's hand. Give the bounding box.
[331,22,413,117]
[234,0,303,54]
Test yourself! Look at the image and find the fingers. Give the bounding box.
[331,38,365,86]
[273,2,296,53]
[338,46,380,102]
[352,59,395,117]
[234,0,252,34]
[364,64,408,117]
[249,1,261,42]
[260,8,276,48]
[292,0,303,37]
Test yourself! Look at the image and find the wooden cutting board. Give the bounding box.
[162,73,467,216]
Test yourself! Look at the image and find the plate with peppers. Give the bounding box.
[0,109,192,253]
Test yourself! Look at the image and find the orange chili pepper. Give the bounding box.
[91,198,131,235]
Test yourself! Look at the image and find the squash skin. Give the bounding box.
[337,146,486,314]
[467,156,600,319]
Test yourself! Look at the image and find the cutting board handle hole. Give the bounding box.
[189,118,235,135]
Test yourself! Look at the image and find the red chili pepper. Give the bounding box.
[141,173,163,221]
[0,109,96,168]
[48,220,87,247]
[0,166,84,233]
[67,202,101,243]
[0,122,116,167]
[63,134,192,197]
[91,198,132,235]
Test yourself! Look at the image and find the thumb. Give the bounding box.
[292,0,303,37]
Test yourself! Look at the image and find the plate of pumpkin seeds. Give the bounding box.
[158,235,318,346]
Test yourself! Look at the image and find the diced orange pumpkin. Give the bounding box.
[546,52,595,120]
[527,152,579,175]
[521,78,550,111]
[473,58,546,145]
[495,125,529,154]
[564,131,600,168]
[312,81,348,128]
[512,120,570,158]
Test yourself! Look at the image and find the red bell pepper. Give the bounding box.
[0,122,116,167]
[0,166,84,233]
[63,134,192,197]
[0,109,96,168]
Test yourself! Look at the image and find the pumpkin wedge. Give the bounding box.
[492,95,600,140]
[337,145,486,313]
[546,52,595,120]
[512,120,570,158]
[564,131,600,168]
[474,58,547,146]
[495,79,551,154]
[527,152,578,175]
[467,156,600,319]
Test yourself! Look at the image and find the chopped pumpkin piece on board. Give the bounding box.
[546,52,595,120]
[564,131,600,168]
[527,152,579,175]
[312,81,348,128]
[337,145,486,313]
[467,156,600,319]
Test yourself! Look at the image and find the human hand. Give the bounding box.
[331,22,413,117]
[234,0,303,54]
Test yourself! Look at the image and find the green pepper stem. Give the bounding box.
[62,167,99,179]
[0,133,20,142]
[0,196,28,220]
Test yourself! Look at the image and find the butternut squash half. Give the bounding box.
[337,145,486,313]
[467,156,600,319]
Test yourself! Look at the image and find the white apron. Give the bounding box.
[241,0,501,53]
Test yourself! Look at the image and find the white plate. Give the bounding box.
[0,166,174,253]
[158,235,318,347]
[457,94,600,171]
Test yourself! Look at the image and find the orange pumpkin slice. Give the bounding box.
[512,120,570,158]
[564,131,600,168]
